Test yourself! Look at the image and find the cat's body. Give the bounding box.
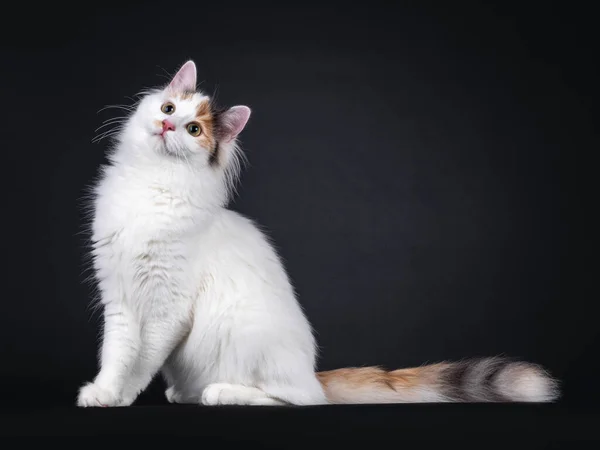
[77,61,559,407]
[91,169,324,406]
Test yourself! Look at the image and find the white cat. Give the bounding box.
[77,61,559,407]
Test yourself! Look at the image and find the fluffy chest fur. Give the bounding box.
[90,163,213,316]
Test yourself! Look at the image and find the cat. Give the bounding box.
[77,60,560,407]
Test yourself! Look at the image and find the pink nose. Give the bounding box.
[162,119,175,133]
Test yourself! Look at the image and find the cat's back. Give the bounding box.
[206,208,278,260]
[199,208,293,294]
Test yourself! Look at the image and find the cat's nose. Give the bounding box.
[162,119,175,133]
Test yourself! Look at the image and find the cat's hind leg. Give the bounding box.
[201,383,286,406]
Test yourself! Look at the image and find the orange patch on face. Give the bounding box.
[192,98,217,154]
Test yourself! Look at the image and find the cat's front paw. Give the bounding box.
[77,382,121,407]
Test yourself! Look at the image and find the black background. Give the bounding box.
[0,0,597,439]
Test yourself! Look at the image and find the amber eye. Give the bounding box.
[186,122,202,136]
[161,102,175,114]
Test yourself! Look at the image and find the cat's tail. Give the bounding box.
[316,356,560,404]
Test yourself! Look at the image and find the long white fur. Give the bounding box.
[77,61,558,407]
[77,61,327,407]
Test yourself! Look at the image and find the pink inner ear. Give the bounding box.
[222,106,251,142]
[168,61,197,92]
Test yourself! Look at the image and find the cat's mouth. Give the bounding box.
[153,130,174,148]
[153,132,181,156]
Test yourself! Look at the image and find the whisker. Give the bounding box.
[102,116,129,124]
[125,95,143,105]
[97,104,135,113]
[92,127,123,144]
[94,119,126,133]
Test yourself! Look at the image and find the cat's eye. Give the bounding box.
[186,122,202,137]
[161,102,176,115]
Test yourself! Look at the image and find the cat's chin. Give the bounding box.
[152,137,181,158]
[148,132,169,149]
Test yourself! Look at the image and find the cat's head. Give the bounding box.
[111,60,251,190]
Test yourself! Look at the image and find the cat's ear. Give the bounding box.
[217,106,251,142]
[168,60,197,92]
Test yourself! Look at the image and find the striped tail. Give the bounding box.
[316,356,560,404]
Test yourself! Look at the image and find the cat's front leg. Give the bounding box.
[117,315,192,406]
[77,301,141,407]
